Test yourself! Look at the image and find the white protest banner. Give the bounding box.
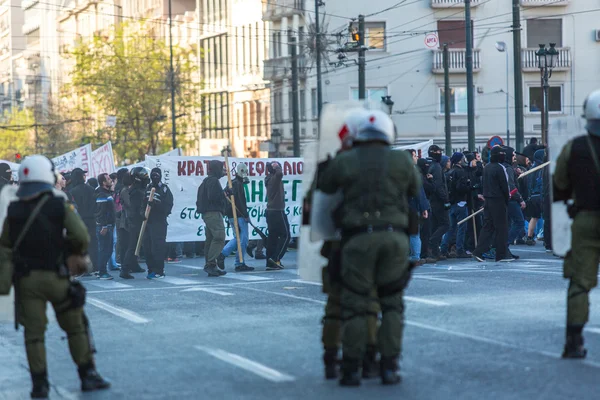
[394,140,433,158]
[123,148,182,170]
[52,144,93,173]
[91,141,116,178]
[145,156,304,242]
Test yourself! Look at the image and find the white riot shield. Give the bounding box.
[549,116,586,256]
[298,100,387,283]
[0,184,17,323]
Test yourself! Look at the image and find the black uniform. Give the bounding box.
[427,155,450,257]
[473,147,510,261]
[123,181,146,274]
[68,169,98,272]
[143,168,174,276]
[417,158,434,259]
[464,155,483,252]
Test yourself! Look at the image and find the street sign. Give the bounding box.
[424,33,439,49]
[487,135,504,148]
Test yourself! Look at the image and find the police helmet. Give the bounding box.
[17,155,56,199]
[338,108,371,146]
[583,89,600,136]
[354,110,395,145]
[130,166,150,183]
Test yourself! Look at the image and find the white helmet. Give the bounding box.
[17,155,56,199]
[354,110,395,145]
[338,108,371,145]
[583,89,600,136]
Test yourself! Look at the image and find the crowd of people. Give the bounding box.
[405,138,549,264]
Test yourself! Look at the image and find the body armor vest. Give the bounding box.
[568,135,600,211]
[7,195,66,272]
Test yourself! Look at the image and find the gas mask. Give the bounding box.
[236,163,250,184]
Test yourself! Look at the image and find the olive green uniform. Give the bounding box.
[0,199,93,377]
[554,139,600,331]
[318,144,420,367]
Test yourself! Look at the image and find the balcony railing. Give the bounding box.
[521,47,571,72]
[263,0,304,21]
[263,56,307,81]
[431,0,481,8]
[520,0,569,6]
[432,49,481,74]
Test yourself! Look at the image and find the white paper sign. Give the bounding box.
[52,144,93,173]
[91,141,116,178]
[145,156,304,242]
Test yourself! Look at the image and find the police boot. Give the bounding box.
[30,372,49,399]
[323,348,339,380]
[562,327,587,359]
[380,356,402,385]
[339,357,361,387]
[362,346,380,379]
[78,362,111,392]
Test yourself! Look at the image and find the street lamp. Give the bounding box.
[495,41,510,147]
[535,43,559,145]
[381,95,394,116]
[271,129,282,157]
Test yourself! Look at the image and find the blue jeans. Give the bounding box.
[507,201,525,244]
[110,226,118,268]
[441,204,468,254]
[96,226,114,275]
[409,228,421,261]
[222,217,249,266]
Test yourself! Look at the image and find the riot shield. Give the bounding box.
[298,100,387,283]
[0,184,17,323]
[549,116,586,256]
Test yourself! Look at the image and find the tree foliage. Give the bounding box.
[0,108,34,160]
[69,22,200,162]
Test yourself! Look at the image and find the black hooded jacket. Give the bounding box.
[428,160,449,204]
[265,162,285,210]
[501,147,524,203]
[196,160,226,214]
[417,158,435,198]
[68,169,96,220]
[224,176,249,218]
[144,168,174,224]
[483,148,510,202]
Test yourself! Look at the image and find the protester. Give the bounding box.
[265,161,290,270]
[441,152,471,258]
[95,173,116,280]
[406,150,430,265]
[68,168,98,274]
[427,145,450,261]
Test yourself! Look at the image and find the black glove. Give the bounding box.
[224,187,234,197]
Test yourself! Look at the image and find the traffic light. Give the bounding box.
[351,32,360,42]
[15,153,22,162]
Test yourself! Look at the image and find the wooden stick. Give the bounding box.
[517,161,550,180]
[135,187,155,256]
[222,147,244,264]
[458,207,484,226]
[471,208,478,247]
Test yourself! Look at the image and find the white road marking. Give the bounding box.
[412,276,464,283]
[499,269,562,276]
[585,327,600,335]
[157,276,204,286]
[291,279,322,286]
[195,346,295,382]
[85,279,299,294]
[86,280,133,289]
[240,286,327,305]
[404,296,450,306]
[87,298,150,324]
[181,287,234,296]
[406,320,600,369]
[428,266,482,271]
[522,258,563,264]
[221,274,273,282]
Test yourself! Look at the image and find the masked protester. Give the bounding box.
[68,168,98,274]
[121,167,149,279]
[95,173,116,280]
[219,163,254,272]
[502,146,525,258]
[440,153,471,258]
[472,146,513,262]
[524,149,545,245]
[0,155,110,398]
[417,157,435,263]
[196,160,227,277]
[427,145,450,261]
[142,168,174,279]
[463,152,484,252]
[0,162,12,190]
[554,89,600,358]
[265,161,290,270]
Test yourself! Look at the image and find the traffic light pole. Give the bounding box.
[291,37,301,157]
[465,0,475,152]
[443,44,452,156]
[512,0,525,151]
[358,15,366,100]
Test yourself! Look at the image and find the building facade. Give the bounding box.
[0,0,24,115]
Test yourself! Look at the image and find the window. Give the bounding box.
[299,89,306,120]
[439,87,468,115]
[350,87,387,101]
[274,91,283,122]
[350,22,386,51]
[288,90,293,121]
[527,19,562,48]
[529,86,562,113]
[311,88,318,119]
[437,20,473,49]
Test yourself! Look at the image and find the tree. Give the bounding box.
[69,22,201,162]
[0,108,34,160]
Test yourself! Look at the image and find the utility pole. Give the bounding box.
[168,0,177,150]
[314,0,323,134]
[465,0,475,151]
[512,0,524,151]
[358,15,366,99]
[291,37,300,157]
[443,44,452,155]
[540,75,546,143]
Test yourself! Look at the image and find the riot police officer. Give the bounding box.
[0,155,109,398]
[318,110,420,386]
[554,89,600,358]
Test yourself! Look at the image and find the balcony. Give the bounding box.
[432,49,481,74]
[263,0,304,21]
[431,0,482,8]
[521,47,571,72]
[263,56,307,81]
[520,0,570,6]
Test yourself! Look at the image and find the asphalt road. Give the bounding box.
[1,244,600,399]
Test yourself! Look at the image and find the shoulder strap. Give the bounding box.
[12,194,50,252]
[586,136,600,176]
